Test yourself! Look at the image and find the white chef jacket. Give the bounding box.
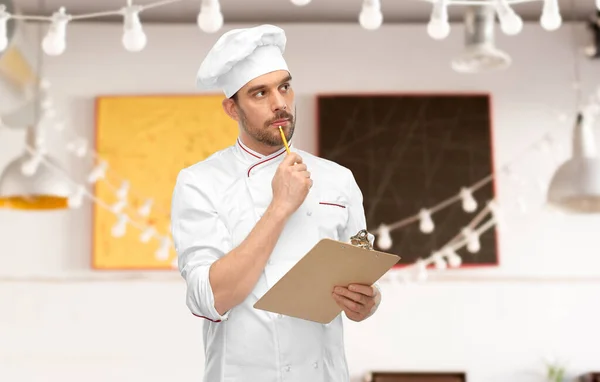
[171,137,379,382]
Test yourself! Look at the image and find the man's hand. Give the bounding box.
[271,152,312,217]
[332,284,380,322]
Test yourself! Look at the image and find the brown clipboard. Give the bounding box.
[253,238,400,324]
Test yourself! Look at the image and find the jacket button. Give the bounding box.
[284,365,291,372]
[313,362,318,368]
[306,210,312,216]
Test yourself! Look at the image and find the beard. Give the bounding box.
[238,106,296,147]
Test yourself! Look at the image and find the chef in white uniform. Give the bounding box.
[170,24,382,382]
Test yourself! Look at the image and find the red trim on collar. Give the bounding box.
[192,312,222,322]
[247,150,286,177]
[237,139,261,159]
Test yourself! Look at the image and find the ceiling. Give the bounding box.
[7,0,597,24]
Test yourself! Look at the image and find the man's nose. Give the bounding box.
[271,93,287,112]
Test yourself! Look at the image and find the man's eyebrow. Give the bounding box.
[246,75,293,94]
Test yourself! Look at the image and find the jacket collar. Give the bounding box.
[235,137,291,163]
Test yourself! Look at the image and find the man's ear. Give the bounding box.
[222,98,239,121]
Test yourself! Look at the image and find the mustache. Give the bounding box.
[266,111,294,126]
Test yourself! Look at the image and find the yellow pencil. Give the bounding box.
[279,126,291,155]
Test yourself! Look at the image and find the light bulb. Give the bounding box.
[112,214,128,237]
[122,29,147,52]
[460,187,477,212]
[42,7,70,56]
[0,5,9,52]
[540,0,561,31]
[444,248,462,268]
[116,181,129,200]
[359,1,383,30]
[197,4,223,33]
[427,0,450,40]
[155,237,171,260]
[21,155,41,176]
[68,186,86,209]
[419,209,435,233]
[462,228,480,253]
[140,226,155,243]
[291,0,312,5]
[88,161,108,183]
[432,252,447,269]
[487,200,504,230]
[138,199,153,217]
[415,260,428,282]
[122,6,147,52]
[376,224,393,250]
[496,2,523,35]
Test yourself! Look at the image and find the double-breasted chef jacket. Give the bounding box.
[171,137,379,382]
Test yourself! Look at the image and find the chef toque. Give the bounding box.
[196,24,289,98]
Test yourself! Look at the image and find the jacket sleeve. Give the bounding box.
[339,168,382,318]
[171,168,232,322]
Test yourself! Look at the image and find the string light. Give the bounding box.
[0,0,568,54]
[3,83,176,264]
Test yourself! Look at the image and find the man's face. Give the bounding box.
[225,70,295,148]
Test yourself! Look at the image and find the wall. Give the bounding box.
[1,21,600,382]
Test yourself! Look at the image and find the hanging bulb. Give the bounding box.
[66,138,88,157]
[460,187,477,212]
[376,224,393,250]
[444,247,462,267]
[42,7,71,56]
[432,252,447,270]
[140,226,155,243]
[291,0,312,5]
[111,214,128,237]
[487,200,504,230]
[116,180,130,200]
[138,198,153,217]
[197,0,224,33]
[0,5,9,52]
[495,0,523,35]
[88,161,108,183]
[427,0,450,40]
[462,227,480,253]
[419,208,434,233]
[111,199,127,214]
[415,259,428,281]
[67,185,86,208]
[540,0,561,31]
[122,4,147,52]
[21,152,44,176]
[155,237,171,260]
[359,0,383,30]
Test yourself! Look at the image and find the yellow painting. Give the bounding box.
[93,94,239,270]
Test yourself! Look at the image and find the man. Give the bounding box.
[170,24,382,382]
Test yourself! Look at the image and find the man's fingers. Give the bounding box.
[347,284,375,297]
[284,152,302,165]
[293,163,307,172]
[332,293,364,314]
[334,287,367,305]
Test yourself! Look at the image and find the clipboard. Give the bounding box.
[253,237,400,324]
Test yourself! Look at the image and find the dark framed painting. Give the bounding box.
[316,93,499,267]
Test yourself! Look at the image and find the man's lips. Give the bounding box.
[271,119,289,126]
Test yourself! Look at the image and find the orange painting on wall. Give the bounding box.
[92,94,238,270]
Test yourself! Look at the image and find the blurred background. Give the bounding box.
[1,0,600,381]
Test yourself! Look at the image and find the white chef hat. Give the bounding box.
[196,24,289,98]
